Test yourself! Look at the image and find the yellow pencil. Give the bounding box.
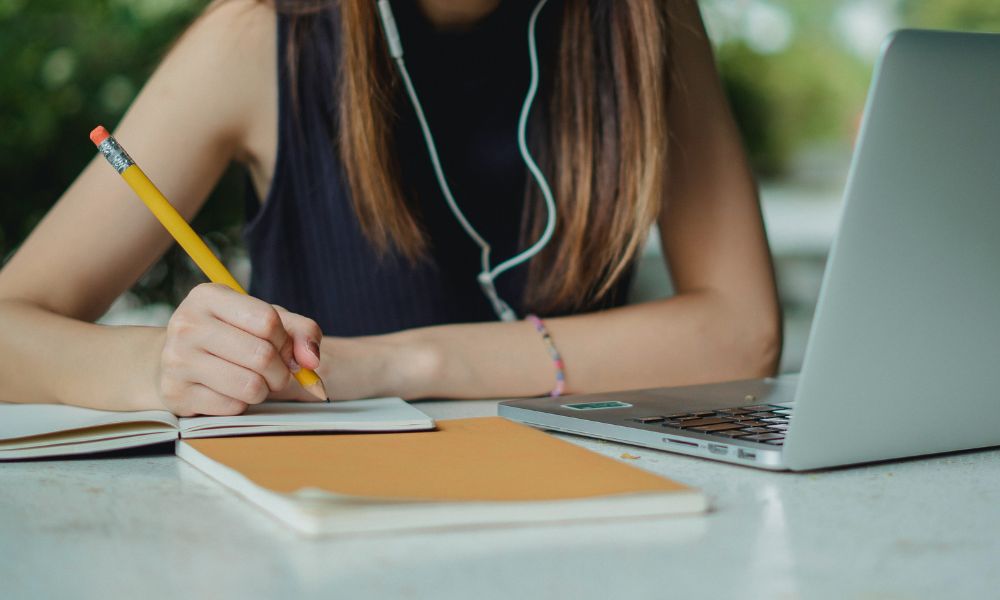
[90,125,328,402]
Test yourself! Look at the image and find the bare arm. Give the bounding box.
[0,1,323,413]
[321,0,782,400]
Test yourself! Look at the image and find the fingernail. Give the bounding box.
[286,357,301,373]
[307,340,320,361]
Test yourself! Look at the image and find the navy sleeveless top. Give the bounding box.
[243,1,631,336]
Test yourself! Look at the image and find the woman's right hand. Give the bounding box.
[156,283,323,416]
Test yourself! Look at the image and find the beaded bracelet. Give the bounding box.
[526,314,566,397]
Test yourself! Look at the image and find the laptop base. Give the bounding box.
[498,377,795,470]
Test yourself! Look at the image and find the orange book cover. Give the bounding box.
[178,417,707,535]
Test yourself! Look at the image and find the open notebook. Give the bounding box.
[178,416,708,536]
[0,398,435,460]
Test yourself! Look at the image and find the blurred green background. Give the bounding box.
[0,0,244,311]
[1,0,998,357]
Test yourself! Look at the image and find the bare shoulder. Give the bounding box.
[141,0,277,157]
[183,0,277,74]
[198,0,279,186]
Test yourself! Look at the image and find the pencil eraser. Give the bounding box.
[89,125,111,146]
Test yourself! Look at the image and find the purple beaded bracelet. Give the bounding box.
[526,314,566,397]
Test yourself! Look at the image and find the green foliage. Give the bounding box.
[717,39,868,177]
[0,0,245,306]
[900,0,1000,31]
[714,0,1000,177]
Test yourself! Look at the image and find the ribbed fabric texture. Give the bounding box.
[243,1,630,336]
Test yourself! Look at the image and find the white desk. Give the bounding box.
[2,399,998,599]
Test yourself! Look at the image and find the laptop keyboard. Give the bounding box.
[631,404,792,446]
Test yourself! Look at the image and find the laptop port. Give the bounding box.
[708,443,728,455]
[664,438,698,447]
[738,449,757,460]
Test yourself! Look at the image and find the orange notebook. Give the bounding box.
[177,417,707,536]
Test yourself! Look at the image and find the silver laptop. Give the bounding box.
[499,29,1000,471]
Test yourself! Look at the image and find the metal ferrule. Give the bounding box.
[97,137,134,174]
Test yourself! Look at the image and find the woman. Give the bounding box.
[0,0,780,416]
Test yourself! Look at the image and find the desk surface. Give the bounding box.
[2,399,998,600]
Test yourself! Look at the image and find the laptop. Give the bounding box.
[499,29,1000,471]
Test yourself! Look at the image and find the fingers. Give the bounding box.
[196,320,293,393]
[274,305,323,371]
[192,352,272,404]
[180,384,249,416]
[198,284,290,353]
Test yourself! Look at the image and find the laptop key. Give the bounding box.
[748,412,776,418]
[761,417,789,424]
[673,417,734,428]
[690,423,746,432]
[739,427,772,434]
[744,405,776,412]
[716,429,752,436]
[767,424,789,431]
[632,416,666,424]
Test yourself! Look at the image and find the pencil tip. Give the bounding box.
[306,379,329,402]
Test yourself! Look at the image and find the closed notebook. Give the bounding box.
[0,398,435,459]
[177,416,707,536]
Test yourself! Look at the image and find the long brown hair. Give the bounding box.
[274,0,671,314]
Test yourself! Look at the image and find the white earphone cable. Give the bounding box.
[376,0,555,321]
[492,0,555,279]
[394,60,495,280]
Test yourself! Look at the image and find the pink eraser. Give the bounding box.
[89,125,111,146]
